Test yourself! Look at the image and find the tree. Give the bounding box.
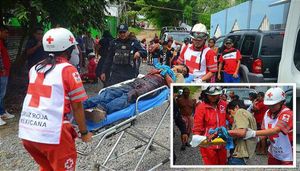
[0,0,118,71]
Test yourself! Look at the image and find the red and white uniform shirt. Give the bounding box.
[177,44,217,81]
[262,106,293,161]
[193,100,227,149]
[19,58,87,144]
[219,48,241,74]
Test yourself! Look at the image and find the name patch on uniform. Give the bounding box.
[72,72,82,83]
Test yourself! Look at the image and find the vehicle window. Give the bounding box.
[285,90,293,109]
[227,35,241,48]
[215,37,224,49]
[293,29,300,71]
[170,33,190,42]
[261,34,284,56]
[225,89,256,100]
[241,35,255,56]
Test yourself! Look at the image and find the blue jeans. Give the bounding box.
[228,157,246,165]
[0,76,8,115]
[153,58,159,66]
[83,85,131,114]
[223,72,240,83]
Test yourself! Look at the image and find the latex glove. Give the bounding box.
[244,128,256,140]
[195,79,203,83]
[190,135,207,147]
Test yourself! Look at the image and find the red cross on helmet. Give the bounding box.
[263,87,286,105]
[42,27,76,52]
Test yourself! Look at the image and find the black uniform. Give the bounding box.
[102,37,147,86]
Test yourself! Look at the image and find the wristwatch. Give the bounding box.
[80,130,89,136]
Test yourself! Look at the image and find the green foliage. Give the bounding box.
[128,27,142,35]
[1,0,118,33]
[126,0,246,29]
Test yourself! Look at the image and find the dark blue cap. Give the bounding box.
[118,24,128,32]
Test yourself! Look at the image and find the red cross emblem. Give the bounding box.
[185,55,200,73]
[64,158,74,170]
[27,73,52,108]
[69,36,74,44]
[46,36,54,44]
[267,92,273,98]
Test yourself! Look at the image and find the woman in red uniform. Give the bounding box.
[19,28,92,171]
[192,86,227,165]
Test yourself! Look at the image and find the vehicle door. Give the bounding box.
[239,34,258,71]
[259,33,284,81]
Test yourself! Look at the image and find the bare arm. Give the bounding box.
[256,126,281,137]
[201,71,214,82]
[165,74,173,87]
[233,60,241,78]
[228,128,247,138]
[218,62,223,76]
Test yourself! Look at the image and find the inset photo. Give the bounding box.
[170,83,296,169]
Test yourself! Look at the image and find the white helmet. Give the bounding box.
[264,87,286,105]
[205,86,222,95]
[191,23,208,40]
[43,27,76,52]
[88,52,96,56]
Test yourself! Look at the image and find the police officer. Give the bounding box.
[100,24,147,86]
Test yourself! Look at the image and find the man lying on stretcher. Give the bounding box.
[83,64,189,122]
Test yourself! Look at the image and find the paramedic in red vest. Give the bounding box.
[192,86,227,165]
[244,87,293,165]
[177,23,217,83]
[217,38,242,83]
[18,27,92,171]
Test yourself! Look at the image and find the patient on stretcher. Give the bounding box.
[83,64,189,122]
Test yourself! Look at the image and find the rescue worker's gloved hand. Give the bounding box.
[244,128,256,140]
[190,135,207,147]
[195,79,203,83]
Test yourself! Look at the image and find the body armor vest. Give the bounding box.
[113,40,134,65]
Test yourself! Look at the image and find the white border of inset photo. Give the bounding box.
[170,83,296,169]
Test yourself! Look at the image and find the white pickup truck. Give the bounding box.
[276,0,300,144]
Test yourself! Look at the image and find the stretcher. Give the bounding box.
[77,78,170,171]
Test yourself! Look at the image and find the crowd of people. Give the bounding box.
[0,21,295,170]
[174,86,294,165]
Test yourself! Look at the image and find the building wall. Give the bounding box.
[210,10,227,37]
[226,1,250,33]
[210,0,289,37]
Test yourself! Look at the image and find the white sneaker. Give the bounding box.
[0,117,6,126]
[1,111,15,119]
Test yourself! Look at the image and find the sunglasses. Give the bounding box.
[191,32,208,40]
[119,31,126,34]
[225,42,233,45]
